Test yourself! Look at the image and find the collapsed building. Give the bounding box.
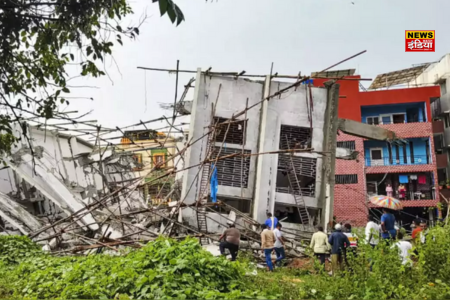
[0,125,155,249]
[0,60,404,255]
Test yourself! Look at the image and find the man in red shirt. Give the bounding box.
[411,219,422,240]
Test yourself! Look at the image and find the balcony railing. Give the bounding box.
[365,155,430,167]
[370,190,436,201]
[368,118,426,125]
[276,186,315,197]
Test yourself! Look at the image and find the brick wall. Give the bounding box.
[334,124,439,226]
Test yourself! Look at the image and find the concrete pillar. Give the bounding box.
[319,82,340,232]
[252,76,274,223]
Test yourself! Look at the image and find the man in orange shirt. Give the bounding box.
[411,219,422,241]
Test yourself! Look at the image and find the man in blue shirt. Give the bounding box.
[381,208,397,240]
[328,224,350,275]
[264,212,278,230]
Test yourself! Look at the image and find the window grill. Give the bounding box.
[276,155,317,197]
[212,147,251,188]
[279,125,312,150]
[335,174,358,184]
[213,117,247,145]
[336,141,356,151]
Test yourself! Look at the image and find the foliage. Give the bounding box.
[244,224,450,300]
[1,236,274,299]
[4,225,450,299]
[0,0,184,156]
[0,235,43,264]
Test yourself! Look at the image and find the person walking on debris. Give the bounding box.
[261,224,276,271]
[265,212,278,230]
[328,224,350,275]
[310,226,330,265]
[273,223,286,267]
[219,223,240,261]
[381,208,397,241]
[365,215,380,248]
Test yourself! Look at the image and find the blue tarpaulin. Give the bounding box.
[210,165,218,203]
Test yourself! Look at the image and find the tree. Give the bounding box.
[0,0,184,156]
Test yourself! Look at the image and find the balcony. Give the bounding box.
[366,172,438,205]
[365,155,430,167]
[432,120,444,134]
[436,153,448,169]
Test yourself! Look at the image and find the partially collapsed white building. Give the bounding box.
[180,71,340,232]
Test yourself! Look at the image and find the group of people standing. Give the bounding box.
[218,212,287,271]
[310,208,427,275]
[218,208,428,273]
[261,213,287,271]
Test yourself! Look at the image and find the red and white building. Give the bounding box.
[314,69,442,226]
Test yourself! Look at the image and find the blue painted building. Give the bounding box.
[361,102,427,125]
[364,138,432,167]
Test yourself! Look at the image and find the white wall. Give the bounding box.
[182,74,329,226]
[253,81,328,222]
[181,74,263,205]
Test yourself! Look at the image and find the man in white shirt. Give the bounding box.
[273,223,286,267]
[392,232,412,266]
[365,215,380,248]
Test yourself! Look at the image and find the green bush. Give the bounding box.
[2,236,276,299]
[0,235,43,264]
[247,224,450,300]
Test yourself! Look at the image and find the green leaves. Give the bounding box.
[1,236,263,299]
[153,0,185,26]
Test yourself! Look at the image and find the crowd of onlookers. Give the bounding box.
[310,208,430,274]
[217,209,430,273]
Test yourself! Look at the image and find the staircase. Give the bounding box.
[196,130,215,245]
[283,136,311,229]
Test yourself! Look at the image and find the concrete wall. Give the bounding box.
[182,73,329,226]
[181,73,263,206]
[255,81,327,222]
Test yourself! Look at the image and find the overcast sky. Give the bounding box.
[65,0,450,136]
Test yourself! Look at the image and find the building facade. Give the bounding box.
[314,76,441,226]
[181,71,339,231]
[120,130,178,204]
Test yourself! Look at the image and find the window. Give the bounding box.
[279,125,312,150]
[153,154,166,168]
[393,114,405,124]
[402,145,408,164]
[435,134,444,152]
[335,174,358,184]
[370,148,384,166]
[409,141,415,162]
[132,154,143,171]
[445,115,450,128]
[213,117,247,145]
[367,116,379,125]
[440,81,447,95]
[336,141,356,151]
[212,147,251,187]
[380,115,392,124]
[276,155,317,197]
[395,145,400,163]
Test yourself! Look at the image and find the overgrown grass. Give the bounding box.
[242,224,450,300]
[2,224,450,299]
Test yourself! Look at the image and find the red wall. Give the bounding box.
[314,77,441,225]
